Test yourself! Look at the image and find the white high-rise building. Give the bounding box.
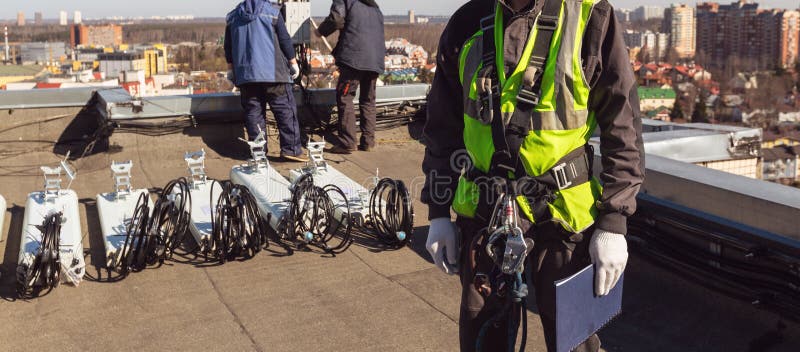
[616,8,632,22]
[632,6,664,21]
[664,4,695,59]
[641,30,670,61]
[59,11,68,26]
[74,11,82,24]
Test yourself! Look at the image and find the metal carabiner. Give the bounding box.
[485,195,529,275]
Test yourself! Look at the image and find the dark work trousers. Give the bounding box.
[239,82,302,157]
[457,218,601,352]
[335,64,378,150]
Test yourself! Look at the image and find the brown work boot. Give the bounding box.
[281,152,309,162]
[327,145,354,154]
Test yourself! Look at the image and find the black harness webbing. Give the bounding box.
[471,3,570,350]
[481,0,564,181]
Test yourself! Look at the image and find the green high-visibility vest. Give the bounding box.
[452,0,602,233]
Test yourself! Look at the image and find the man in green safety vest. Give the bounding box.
[421,0,644,350]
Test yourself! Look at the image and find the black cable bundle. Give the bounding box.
[114,117,194,137]
[208,181,269,263]
[107,179,192,277]
[17,212,63,298]
[149,178,193,258]
[281,173,353,254]
[115,192,154,274]
[628,199,800,320]
[368,178,415,247]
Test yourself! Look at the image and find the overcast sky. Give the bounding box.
[1,0,796,19]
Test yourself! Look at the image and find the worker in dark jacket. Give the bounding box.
[315,0,386,153]
[422,0,644,351]
[225,0,307,162]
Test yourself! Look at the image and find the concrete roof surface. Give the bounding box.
[0,106,798,351]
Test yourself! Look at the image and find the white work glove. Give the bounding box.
[226,70,235,83]
[589,229,628,296]
[290,62,300,80]
[426,217,459,275]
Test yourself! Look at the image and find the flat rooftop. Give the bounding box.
[0,103,798,351]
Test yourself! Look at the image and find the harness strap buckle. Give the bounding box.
[516,89,540,107]
[551,161,578,190]
[529,54,547,68]
[537,15,559,31]
[479,90,495,122]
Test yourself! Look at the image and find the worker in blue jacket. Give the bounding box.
[225,0,307,162]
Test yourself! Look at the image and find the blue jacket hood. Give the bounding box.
[234,0,267,22]
[225,0,293,85]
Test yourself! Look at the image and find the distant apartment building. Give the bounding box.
[17,12,25,27]
[696,1,759,69]
[70,24,124,48]
[74,11,82,25]
[623,29,644,48]
[615,8,632,22]
[644,31,670,61]
[696,1,799,70]
[19,42,68,64]
[133,44,169,77]
[696,2,721,63]
[631,6,664,21]
[624,30,670,61]
[34,12,43,26]
[74,47,105,62]
[768,10,799,70]
[60,11,68,26]
[98,52,145,78]
[408,10,415,24]
[663,4,696,59]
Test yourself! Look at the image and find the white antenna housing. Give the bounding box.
[184,149,208,187]
[239,130,269,171]
[110,160,134,199]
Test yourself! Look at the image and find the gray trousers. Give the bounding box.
[335,65,378,149]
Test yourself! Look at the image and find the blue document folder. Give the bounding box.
[555,264,623,352]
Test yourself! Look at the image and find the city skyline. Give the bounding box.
[0,0,796,19]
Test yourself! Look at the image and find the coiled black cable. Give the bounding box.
[17,212,63,298]
[319,184,354,253]
[149,178,193,259]
[282,173,353,254]
[107,179,192,277]
[368,178,414,247]
[208,181,269,263]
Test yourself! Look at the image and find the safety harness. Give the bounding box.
[470,0,593,223]
[470,0,593,351]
